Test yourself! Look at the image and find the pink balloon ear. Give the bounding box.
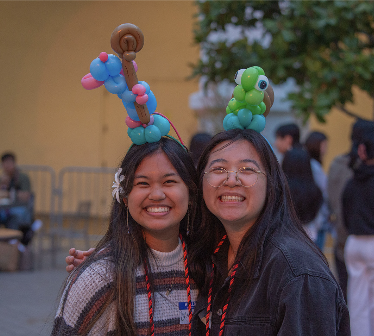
[81,73,104,90]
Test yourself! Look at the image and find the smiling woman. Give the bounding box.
[126,151,190,252]
[52,137,199,336]
[189,128,350,336]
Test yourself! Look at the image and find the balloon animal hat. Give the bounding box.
[223,66,274,132]
[81,23,183,146]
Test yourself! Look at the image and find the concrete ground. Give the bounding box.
[0,267,67,336]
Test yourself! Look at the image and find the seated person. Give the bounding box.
[0,152,32,231]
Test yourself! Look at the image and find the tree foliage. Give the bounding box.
[191,0,374,122]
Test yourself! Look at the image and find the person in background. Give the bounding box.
[304,131,331,250]
[282,147,323,242]
[327,119,373,302]
[0,152,32,230]
[342,122,374,336]
[274,123,301,158]
[189,133,212,167]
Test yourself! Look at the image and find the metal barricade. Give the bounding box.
[19,165,116,268]
[54,166,116,256]
[18,165,57,268]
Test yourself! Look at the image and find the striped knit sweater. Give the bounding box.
[52,239,198,336]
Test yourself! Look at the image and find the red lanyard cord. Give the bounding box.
[144,234,192,336]
[143,260,154,336]
[206,235,239,336]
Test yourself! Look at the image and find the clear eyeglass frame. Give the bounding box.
[204,167,266,188]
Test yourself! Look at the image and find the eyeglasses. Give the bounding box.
[204,167,266,188]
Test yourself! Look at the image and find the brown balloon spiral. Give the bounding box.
[111,23,150,124]
[263,84,274,117]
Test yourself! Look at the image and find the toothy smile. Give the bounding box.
[146,207,170,213]
[220,195,245,202]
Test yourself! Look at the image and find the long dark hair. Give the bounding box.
[68,137,198,335]
[189,129,325,294]
[282,148,323,223]
[304,131,327,164]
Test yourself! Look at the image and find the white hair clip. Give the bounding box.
[112,168,125,203]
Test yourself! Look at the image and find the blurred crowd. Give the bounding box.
[273,120,374,336]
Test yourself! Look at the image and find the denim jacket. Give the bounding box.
[192,225,350,335]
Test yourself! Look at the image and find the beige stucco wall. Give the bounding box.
[0,1,199,171]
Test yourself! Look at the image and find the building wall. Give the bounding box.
[0,1,199,171]
[309,87,374,171]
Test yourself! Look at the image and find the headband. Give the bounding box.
[81,23,184,146]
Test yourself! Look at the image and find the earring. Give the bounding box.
[126,207,130,234]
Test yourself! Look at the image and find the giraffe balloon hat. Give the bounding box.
[81,23,184,146]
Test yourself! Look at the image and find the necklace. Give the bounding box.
[205,235,239,336]
[143,234,192,336]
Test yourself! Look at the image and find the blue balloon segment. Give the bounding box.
[130,127,147,145]
[121,90,137,103]
[138,81,150,94]
[146,91,157,114]
[104,75,127,94]
[153,114,170,136]
[125,103,140,121]
[145,125,162,143]
[122,90,157,119]
[105,55,122,77]
[90,58,109,81]
[246,115,266,132]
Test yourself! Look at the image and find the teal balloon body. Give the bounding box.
[153,115,170,136]
[223,113,244,131]
[237,109,253,128]
[223,114,232,130]
[247,115,266,132]
[145,125,162,143]
[130,127,147,145]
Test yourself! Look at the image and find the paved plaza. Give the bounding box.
[0,253,68,336]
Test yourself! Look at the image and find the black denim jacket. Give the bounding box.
[192,226,350,335]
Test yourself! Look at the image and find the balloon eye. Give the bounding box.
[234,69,245,85]
[255,75,269,91]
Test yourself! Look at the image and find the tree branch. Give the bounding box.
[335,104,371,120]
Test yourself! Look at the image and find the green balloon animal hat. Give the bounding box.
[224,66,274,133]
